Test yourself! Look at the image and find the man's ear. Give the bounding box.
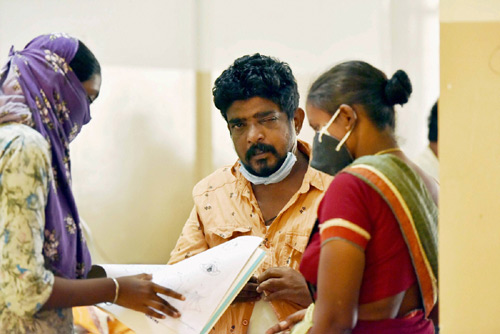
[292,108,306,135]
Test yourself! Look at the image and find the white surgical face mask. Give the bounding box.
[239,151,297,185]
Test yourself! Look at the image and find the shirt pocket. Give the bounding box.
[206,226,253,247]
[280,232,310,267]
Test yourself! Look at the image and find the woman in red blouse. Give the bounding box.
[267,61,438,334]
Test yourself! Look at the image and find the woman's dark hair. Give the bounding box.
[69,40,101,82]
[307,60,412,130]
[428,100,438,142]
[212,53,299,120]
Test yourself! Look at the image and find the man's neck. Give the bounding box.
[251,149,309,224]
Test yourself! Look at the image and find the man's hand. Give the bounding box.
[232,276,261,304]
[257,267,312,307]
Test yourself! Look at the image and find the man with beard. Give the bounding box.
[168,54,332,334]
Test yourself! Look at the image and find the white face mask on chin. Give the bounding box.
[239,151,297,185]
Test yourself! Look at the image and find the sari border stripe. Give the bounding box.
[320,218,371,240]
[320,220,370,250]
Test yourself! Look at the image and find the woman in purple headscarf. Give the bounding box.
[0,33,184,333]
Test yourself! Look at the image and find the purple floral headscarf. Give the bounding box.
[0,33,93,279]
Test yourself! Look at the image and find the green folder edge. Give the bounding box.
[201,250,267,334]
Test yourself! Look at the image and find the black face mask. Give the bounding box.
[310,131,354,176]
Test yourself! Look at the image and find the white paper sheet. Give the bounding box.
[98,236,265,334]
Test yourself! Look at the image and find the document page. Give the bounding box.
[99,236,265,334]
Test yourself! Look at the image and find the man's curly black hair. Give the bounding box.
[212,53,299,121]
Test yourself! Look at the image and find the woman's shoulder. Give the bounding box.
[0,123,49,153]
[321,172,377,215]
[326,172,369,196]
[0,123,51,164]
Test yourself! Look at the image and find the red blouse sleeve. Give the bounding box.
[318,172,375,250]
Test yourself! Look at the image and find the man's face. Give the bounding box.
[226,97,295,177]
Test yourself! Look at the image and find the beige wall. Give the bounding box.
[70,67,197,264]
[440,1,500,332]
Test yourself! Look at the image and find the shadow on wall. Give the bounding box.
[71,67,196,264]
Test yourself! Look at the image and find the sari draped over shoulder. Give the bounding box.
[343,154,438,316]
[293,154,438,334]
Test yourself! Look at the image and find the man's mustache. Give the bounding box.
[245,143,278,161]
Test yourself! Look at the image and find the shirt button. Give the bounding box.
[242,319,249,326]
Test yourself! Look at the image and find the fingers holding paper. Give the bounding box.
[154,282,185,301]
[232,275,261,304]
[257,267,312,307]
[115,273,185,319]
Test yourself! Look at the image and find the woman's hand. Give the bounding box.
[115,273,185,319]
[266,309,307,334]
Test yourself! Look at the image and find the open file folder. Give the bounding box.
[98,236,266,334]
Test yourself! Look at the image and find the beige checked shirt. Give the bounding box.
[169,141,333,334]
